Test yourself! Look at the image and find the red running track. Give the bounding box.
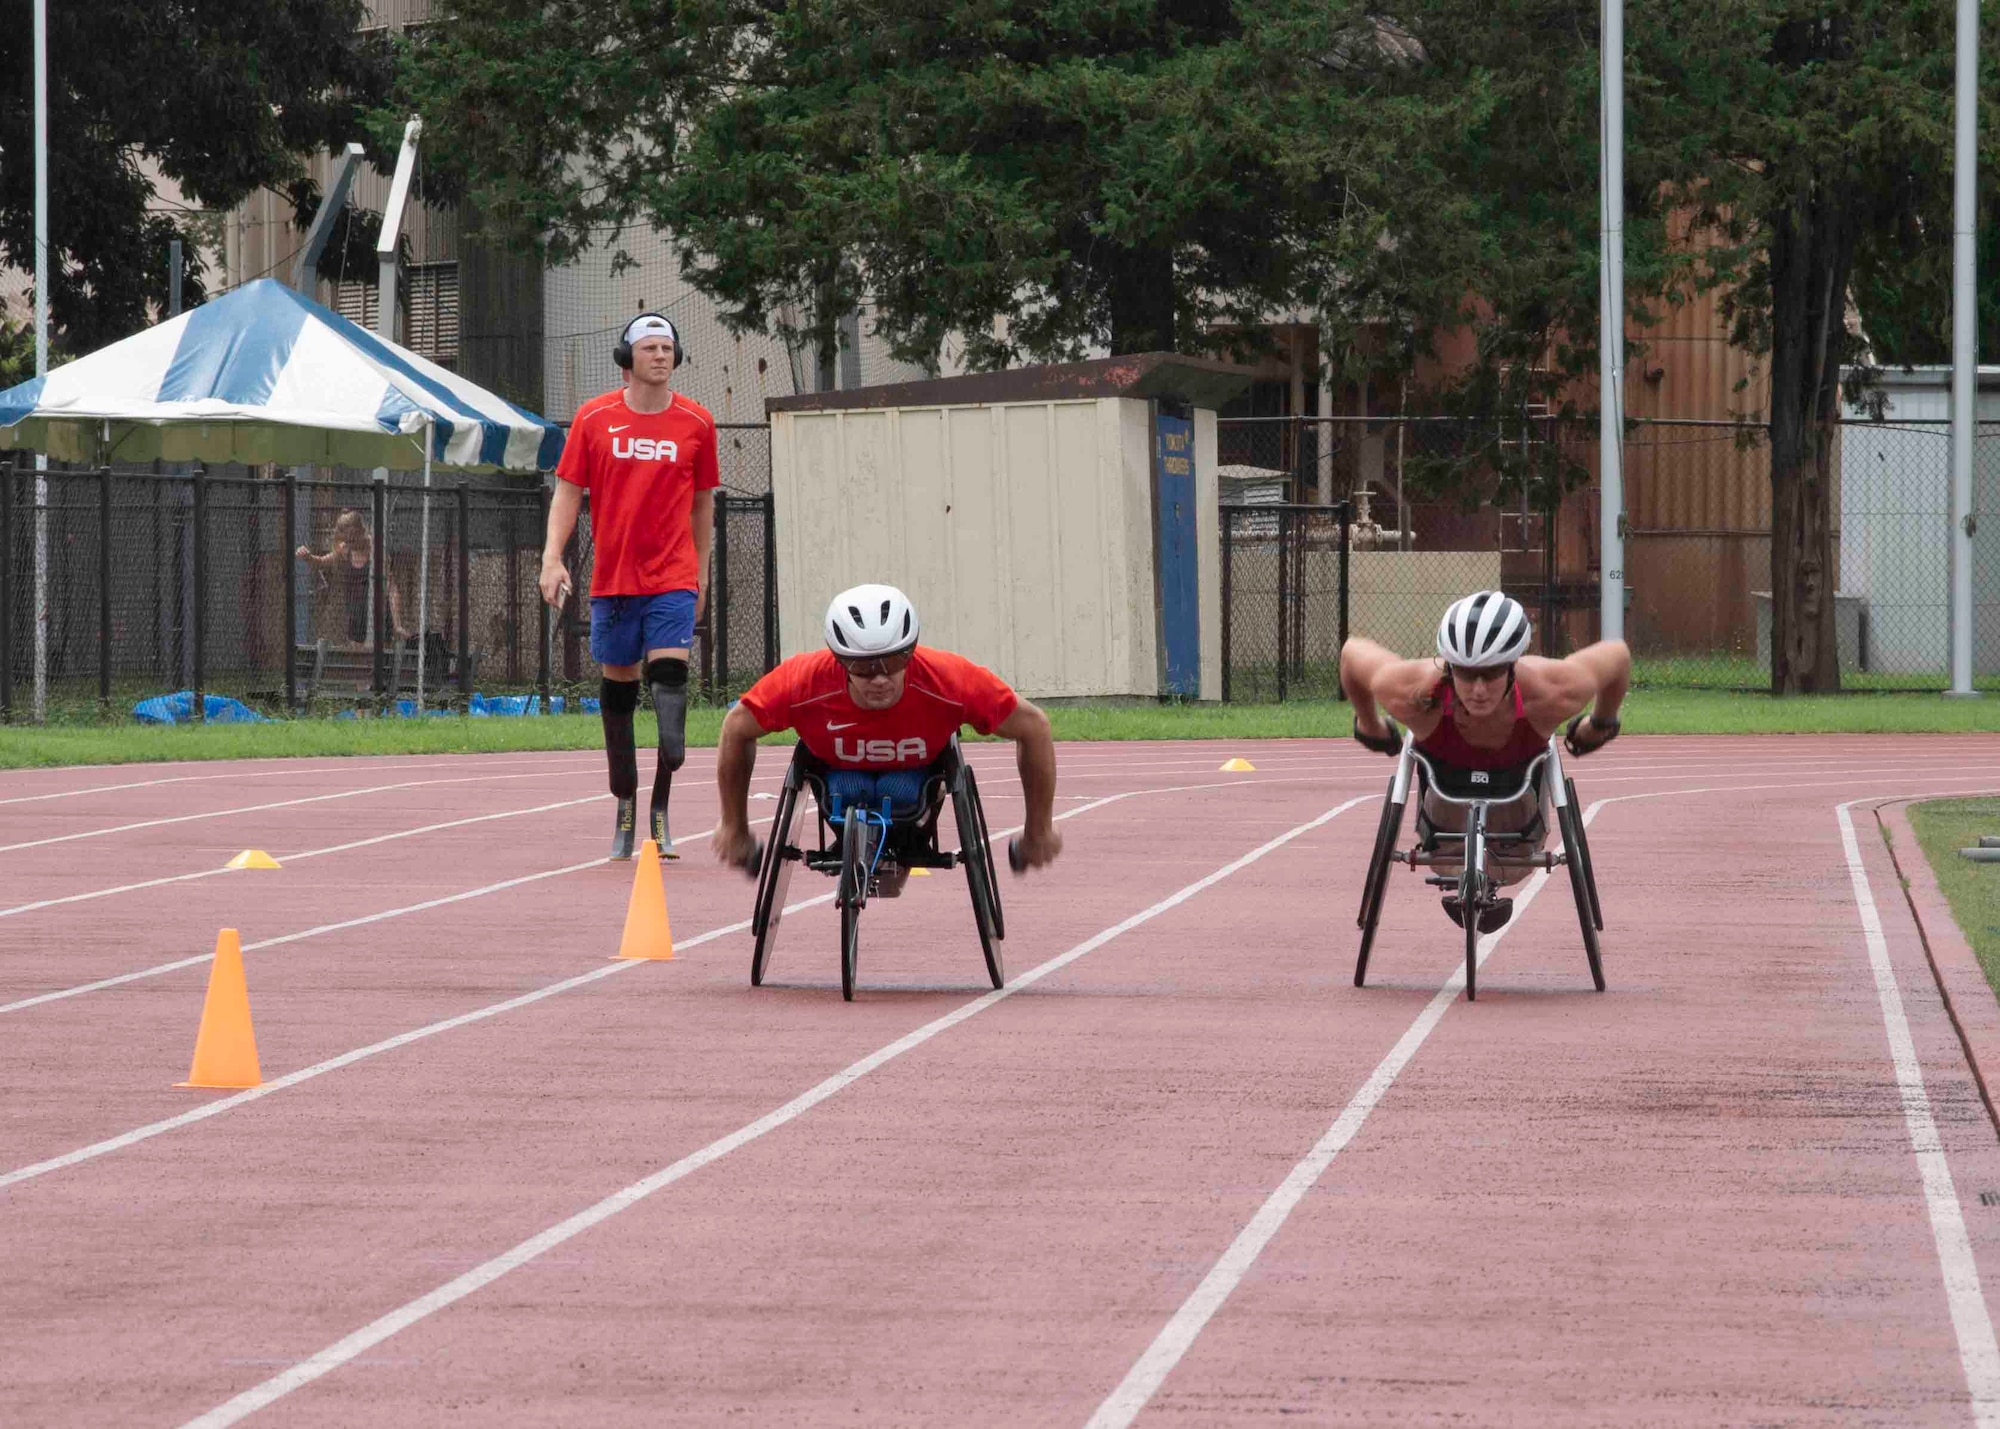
[4,737,2000,1424]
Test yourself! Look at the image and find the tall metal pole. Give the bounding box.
[1950,0,1979,695]
[32,0,49,722]
[1598,0,1626,645]
[415,417,433,712]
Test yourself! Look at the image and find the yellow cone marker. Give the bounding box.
[178,929,262,1089]
[614,840,675,961]
[226,849,282,870]
[1219,757,1256,772]
[909,867,932,877]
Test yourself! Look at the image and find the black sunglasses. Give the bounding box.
[839,651,911,680]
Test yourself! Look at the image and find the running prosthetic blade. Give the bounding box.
[610,796,638,861]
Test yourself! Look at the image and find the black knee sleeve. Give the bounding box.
[599,678,641,800]
[646,657,689,772]
[600,677,642,715]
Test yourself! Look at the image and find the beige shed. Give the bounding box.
[767,355,1254,701]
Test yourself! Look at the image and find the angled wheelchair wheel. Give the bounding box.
[1354,783,1406,988]
[953,763,1005,989]
[750,766,804,987]
[1558,794,1605,992]
[967,765,1005,944]
[838,807,872,1002]
[1565,777,1603,932]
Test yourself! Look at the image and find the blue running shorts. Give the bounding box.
[825,768,928,823]
[589,590,697,667]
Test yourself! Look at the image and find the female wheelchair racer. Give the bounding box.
[1341,592,1629,1001]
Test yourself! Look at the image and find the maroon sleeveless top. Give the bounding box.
[1413,679,1546,769]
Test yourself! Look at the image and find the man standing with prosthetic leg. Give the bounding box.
[540,312,719,858]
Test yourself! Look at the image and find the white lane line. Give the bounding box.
[177,794,1371,1429]
[0,764,793,921]
[0,779,1239,1183]
[0,769,585,855]
[1091,769,2000,1426]
[0,753,603,807]
[0,772,1320,1015]
[0,855,616,1016]
[1083,816,1576,1429]
[0,795,611,920]
[1838,798,2000,1427]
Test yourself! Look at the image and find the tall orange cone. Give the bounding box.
[178,929,262,1089]
[615,840,675,961]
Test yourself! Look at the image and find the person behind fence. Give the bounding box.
[540,312,719,861]
[709,583,1063,889]
[1339,590,1629,931]
[295,509,410,647]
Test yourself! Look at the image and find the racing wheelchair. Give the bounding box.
[747,737,1012,1000]
[1353,721,1604,1001]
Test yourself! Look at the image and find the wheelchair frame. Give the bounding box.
[749,737,1005,1001]
[1354,732,1603,1001]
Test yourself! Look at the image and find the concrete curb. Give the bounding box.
[1876,798,2000,1139]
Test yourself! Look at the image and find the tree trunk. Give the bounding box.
[1765,188,1858,694]
[1105,243,1177,355]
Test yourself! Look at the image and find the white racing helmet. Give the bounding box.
[1437,590,1532,668]
[824,583,920,659]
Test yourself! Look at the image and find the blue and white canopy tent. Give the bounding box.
[0,278,566,712]
[0,277,561,472]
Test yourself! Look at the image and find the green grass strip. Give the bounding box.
[4,688,2000,770]
[1905,798,2000,1005]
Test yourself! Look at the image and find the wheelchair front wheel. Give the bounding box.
[838,807,872,1002]
[1461,822,1485,1001]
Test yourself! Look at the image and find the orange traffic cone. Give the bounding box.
[178,929,262,1089]
[615,840,675,961]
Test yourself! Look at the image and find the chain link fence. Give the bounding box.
[1219,417,1582,701]
[1,432,776,723]
[1219,414,1999,698]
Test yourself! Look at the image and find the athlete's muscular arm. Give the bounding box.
[539,480,584,608]
[1519,641,1631,741]
[691,488,715,623]
[711,701,764,869]
[1339,638,1443,739]
[995,699,1061,867]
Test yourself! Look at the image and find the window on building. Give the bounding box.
[328,261,459,368]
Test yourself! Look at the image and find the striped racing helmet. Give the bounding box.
[1436,590,1532,668]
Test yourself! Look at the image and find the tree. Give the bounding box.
[397,0,1389,369]
[1320,0,1997,693]
[0,1,393,355]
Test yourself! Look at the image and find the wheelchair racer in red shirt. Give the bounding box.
[711,583,1063,879]
[1340,590,1629,930]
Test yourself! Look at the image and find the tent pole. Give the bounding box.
[32,0,47,723]
[416,417,433,712]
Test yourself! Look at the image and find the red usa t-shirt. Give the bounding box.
[738,647,1019,770]
[557,390,721,596]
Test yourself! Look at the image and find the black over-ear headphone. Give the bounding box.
[613,312,688,369]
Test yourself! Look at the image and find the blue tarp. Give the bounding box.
[132,691,272,726]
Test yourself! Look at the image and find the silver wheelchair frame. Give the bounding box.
[1353,731,1603,1000]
